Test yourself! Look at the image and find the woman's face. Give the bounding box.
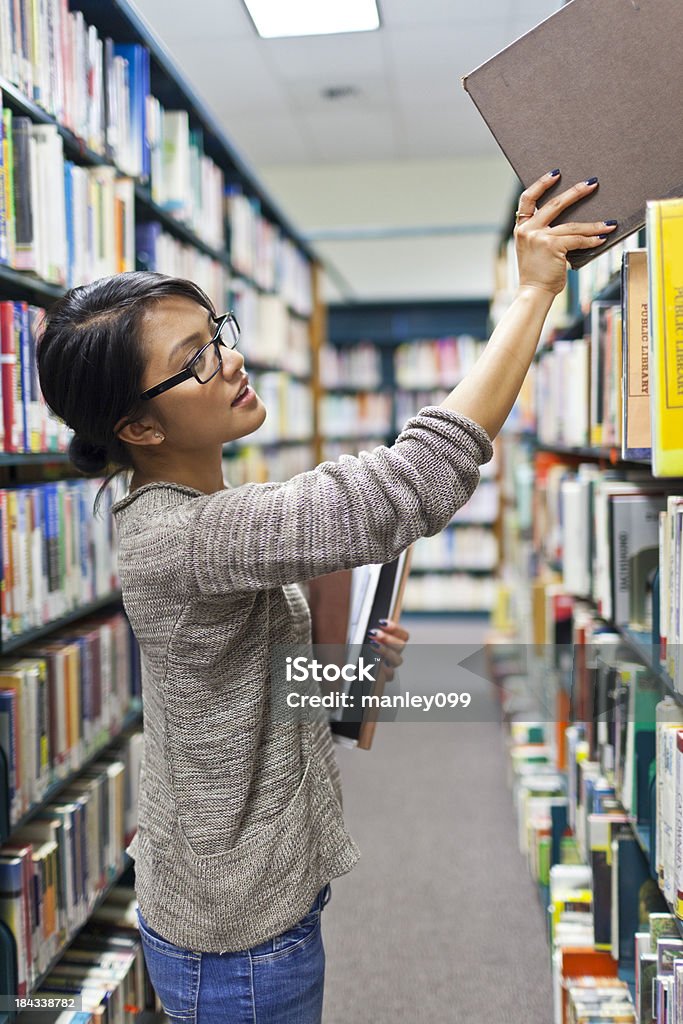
[138,295,267,449]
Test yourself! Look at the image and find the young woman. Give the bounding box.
[36,171,614,1024]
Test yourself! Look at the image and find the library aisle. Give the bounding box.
[323,617,553,1023]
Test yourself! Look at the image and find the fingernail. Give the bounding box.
[598,234,608,239]
[367,629,378,637]
[604,220,617,226]
[585,177,598,185]
[370,640,380,649]
[378,619,388,626]
[548,168,560,176]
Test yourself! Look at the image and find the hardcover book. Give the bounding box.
[462,0,683,269]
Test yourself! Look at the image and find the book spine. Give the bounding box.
[647,198,683,476]
[11,117,34,271]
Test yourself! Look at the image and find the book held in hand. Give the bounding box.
[462,0,683,269]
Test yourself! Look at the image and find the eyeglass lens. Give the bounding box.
[192,317,239,384]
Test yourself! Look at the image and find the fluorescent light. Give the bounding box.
[243,0,381,39]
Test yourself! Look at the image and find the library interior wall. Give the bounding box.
[260,155,516,303]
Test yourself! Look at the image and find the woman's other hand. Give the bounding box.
[514,171,617,298]
[367,619,409,683]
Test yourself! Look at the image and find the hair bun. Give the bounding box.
[68,434,109,475]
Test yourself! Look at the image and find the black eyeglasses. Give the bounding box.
[139,312,240,401]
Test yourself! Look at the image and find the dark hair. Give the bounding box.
[37,270,216,514]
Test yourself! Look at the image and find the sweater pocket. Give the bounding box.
[140,753,360,953]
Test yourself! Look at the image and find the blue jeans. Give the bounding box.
[136,883,332,1024]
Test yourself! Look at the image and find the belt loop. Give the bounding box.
[321,882,331,908]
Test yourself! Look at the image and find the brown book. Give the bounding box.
[622,249,651,459]
[462,0,683,269]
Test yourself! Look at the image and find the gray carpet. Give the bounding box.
[321,617,554,1024]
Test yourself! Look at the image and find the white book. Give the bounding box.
[661,723,680,903]
[675,729,683,920]
[161,109,191,215]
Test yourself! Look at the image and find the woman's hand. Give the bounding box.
[367,619,409,683]
[514,171,617,298]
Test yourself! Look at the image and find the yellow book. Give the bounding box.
[647,197,683,475]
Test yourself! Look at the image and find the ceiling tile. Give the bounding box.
[386,23,512,96]
[223,114,312,165]
[135,0,255,41]
[261,31,387,82]
[381,0,514,28]
[299,111,398,162]
[283,74,392,115]
[169,36,290,116]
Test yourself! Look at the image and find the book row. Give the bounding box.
[19,883,162,1023]
[487,631,653,1023]
[0,299,69,454]
[319,393,392,438]
[319,343,383,391]
[0,104,135,286]
[231,279,312,378]
[0,725,142,996]
[222,444,315,487]
[0,3,228,251]
[227,190,313,317]
[234,372,313,445]
[527,198,683,475]
[409,526,498,572]
[0,478,121,641]
[525,447,683,694]
[0,607,140,829]
[136,220,230,314]
[401,572,496,613]
[394,389,450,426]
[394,336,485,390]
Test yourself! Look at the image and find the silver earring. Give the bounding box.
[154,432,164,440]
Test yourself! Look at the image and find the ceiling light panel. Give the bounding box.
[243,0,381,39]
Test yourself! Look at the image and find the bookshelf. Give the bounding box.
[0,0,325,1016]
[488,198,683,1021]
[324,300,501,616]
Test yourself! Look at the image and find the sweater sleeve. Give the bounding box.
[188,406,493,595]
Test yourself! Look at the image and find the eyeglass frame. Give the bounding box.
[139,311,240,401]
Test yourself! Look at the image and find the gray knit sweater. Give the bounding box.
[111,406,493,953]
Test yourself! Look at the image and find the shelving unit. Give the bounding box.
[490,198,683,1017]
[323,300,500,616]
[0,0,325,1016]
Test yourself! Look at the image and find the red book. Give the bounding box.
[0,302,17,452]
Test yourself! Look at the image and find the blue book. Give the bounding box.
[135,221,162,271]
[63,162,74,289]
[43,484,59,619]
[613,832,666,965]
[13,302,28,453]
[112,43,150,181]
